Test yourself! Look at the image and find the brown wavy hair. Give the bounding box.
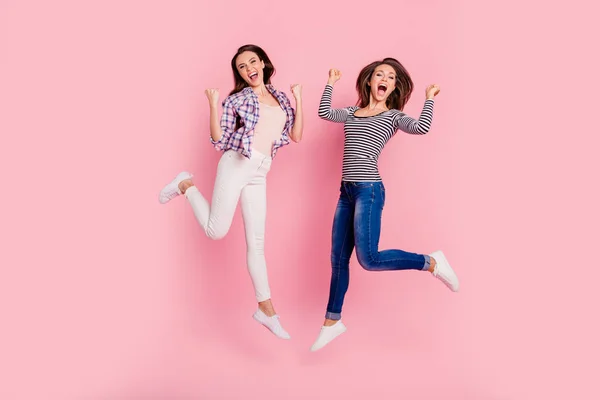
[229,44,276,97]
[356,58,413,111]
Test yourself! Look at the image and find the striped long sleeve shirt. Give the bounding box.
[318,84,434,182]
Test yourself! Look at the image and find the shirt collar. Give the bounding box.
[242,84,278,97]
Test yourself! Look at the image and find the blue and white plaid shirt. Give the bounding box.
[210,84,296,158]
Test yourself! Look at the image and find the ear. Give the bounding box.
[261,60,265,69]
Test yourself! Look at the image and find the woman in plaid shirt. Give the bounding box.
[159,45,303,340]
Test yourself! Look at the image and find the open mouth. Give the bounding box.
[377,84,387,96]
[249,72,258,81]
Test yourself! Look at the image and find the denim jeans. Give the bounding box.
[325,181,431,320]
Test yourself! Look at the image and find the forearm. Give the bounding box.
[318,84,347,122]
[209,103,223,142]
[290,97,304,142]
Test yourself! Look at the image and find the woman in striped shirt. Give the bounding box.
[159,44,303,340]
[310,58,459,351]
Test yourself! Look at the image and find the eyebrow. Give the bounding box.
[376,69,395,76]
[238,57,257,68]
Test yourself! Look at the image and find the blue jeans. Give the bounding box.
[325,181,431,320]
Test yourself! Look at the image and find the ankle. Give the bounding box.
[178,179,192,194]
[323,319,338,327]
[428,257,436,273]
[258,300,275,317]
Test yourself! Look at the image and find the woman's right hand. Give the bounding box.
[327,69,341,85]
[205,88,220,106]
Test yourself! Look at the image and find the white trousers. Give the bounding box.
[184,150,273,302]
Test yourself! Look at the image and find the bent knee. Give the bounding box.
[205,226,228,240]
[357,254,377,271]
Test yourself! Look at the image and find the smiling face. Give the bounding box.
[369,64,397,104]
[235,51,265,88]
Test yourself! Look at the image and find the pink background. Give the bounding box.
[1,0,598,399]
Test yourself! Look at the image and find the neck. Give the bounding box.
[252,83,269,96]
[368,95,388,110]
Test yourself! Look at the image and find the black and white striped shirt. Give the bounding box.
[318,84,434,182]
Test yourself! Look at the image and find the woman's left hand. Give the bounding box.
[291,84,302,99]
[426,84,440,99]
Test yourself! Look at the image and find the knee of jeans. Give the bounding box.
[356,252,376,271]
[205,225,227,240]
[247,245,265,256]
[246,235,265,254]
[330,255,350,269]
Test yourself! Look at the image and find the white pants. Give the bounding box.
[184,150,273,302]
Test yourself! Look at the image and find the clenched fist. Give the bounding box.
[205,88,220,106]
[290,84,302,99]
[328,69,342,85]
[425,84,440,100]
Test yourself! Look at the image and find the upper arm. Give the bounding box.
[210,97,237,148]
[279,92,296,126]
[392,103,433,135]
[220,97,238,136]
[319,106,353,123]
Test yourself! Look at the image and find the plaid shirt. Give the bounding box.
[210,84,296,158]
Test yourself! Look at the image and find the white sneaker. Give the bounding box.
[158,171,193,204]
[310,320,347,352]
[252,309,291,340]
[429,250,459,292]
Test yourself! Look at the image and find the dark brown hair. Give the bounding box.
[229,44,276,96]
[356,58,413,111]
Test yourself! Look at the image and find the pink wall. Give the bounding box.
[1,0,598,399]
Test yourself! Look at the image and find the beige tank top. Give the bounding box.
[252,103,286,156]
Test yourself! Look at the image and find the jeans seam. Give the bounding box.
[330,205,349,317]
[367,185,375,265]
